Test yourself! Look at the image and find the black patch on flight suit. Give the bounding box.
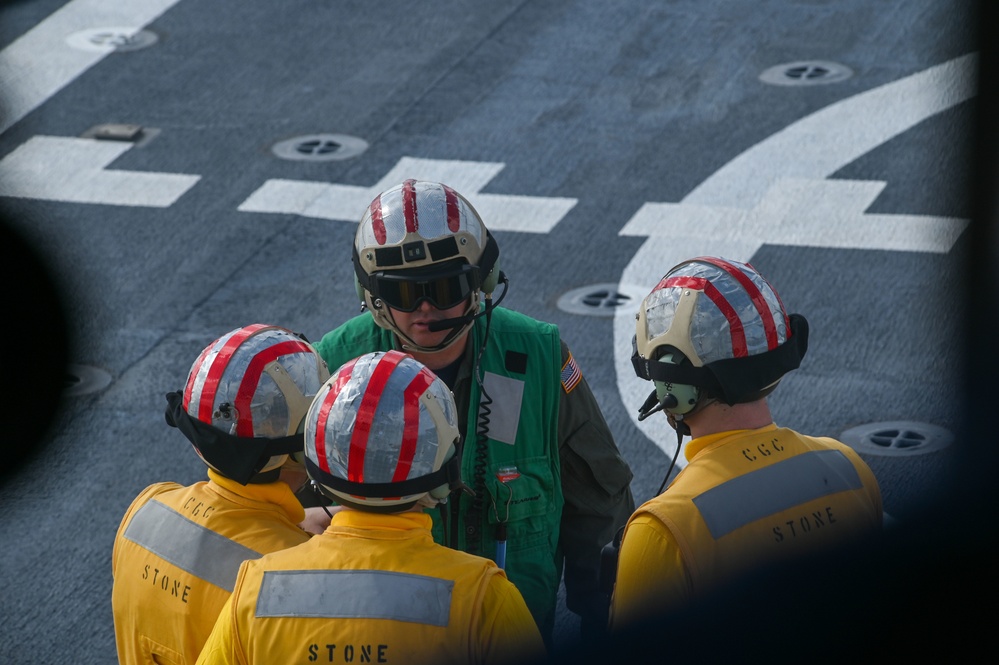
[505,350,528,374]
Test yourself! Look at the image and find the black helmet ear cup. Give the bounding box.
[354,274,365,302]
[476,229,500,296]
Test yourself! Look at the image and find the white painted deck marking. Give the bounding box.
[0,0,181,136]
[615,54,977,465]
[0,136,200,206]
[238,156,577,233]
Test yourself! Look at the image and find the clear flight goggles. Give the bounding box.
[369,263,480,312]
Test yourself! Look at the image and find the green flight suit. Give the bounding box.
[314,307,634,639]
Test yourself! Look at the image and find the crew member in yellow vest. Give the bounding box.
[112,324,331,664]
[608,257,882,629]
[197,350,545,665]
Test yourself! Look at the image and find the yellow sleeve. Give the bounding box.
[112,483,180,577]
[838,442,885,522]
[609,513,689,631]
[195,595,241,665]
[478,574,547,665]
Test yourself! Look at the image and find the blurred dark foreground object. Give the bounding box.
[0,209,72,486]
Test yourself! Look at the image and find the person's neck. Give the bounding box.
[685,399,773,439]
[403,335,469,370]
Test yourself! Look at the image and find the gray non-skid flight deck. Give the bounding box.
[0,1,980,661]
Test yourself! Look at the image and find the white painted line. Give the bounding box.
[687,53,978,209]
[0,136,200,206]
[622,178,967,253]
[239,156,577,233]
[0,0,182,136]
[615,54,977,465]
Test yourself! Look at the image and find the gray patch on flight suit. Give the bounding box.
[255,570,453,625]
[481,371,525,445]
[692,449,863,539]
[123,500,262,592]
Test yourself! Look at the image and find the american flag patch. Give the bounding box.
[561,353,582,394]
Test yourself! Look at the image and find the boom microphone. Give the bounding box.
[427,310,484,332]
[636,388,677,422]
[427,273,509,332]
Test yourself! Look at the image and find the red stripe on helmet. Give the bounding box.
[232,340,314,437]
[392,367,437,482]
[665,275,748,357]
[196,324,270,423]
[747,260,792,333]
[314,358,359,473]
[442,183,461,233]
[347,352,406,482]
[402,179,419,234]
[183,343,216,411]
[698,257,780,350]
[370,195,387,245]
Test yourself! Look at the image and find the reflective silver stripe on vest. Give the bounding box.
[691,449,863,539]
[122,500,261,592]
[255,570,453,626]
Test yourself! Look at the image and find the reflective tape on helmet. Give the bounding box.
[255,569,453,626]
[305,350,462,506]
[313,358,360,475]
[691,449,863,539]
[360,180,485,250]
[348,352,405,482]
[183,344,215,412]
[122,500,261,592]
[186,324,270,419]
[394,366,437,482]
[196,324,269,423]
[370,192,387,244]
[401,178,419,234]
[643,257,792,364]
[665,274,748,357]
[698,257,782,350]
[233,339,315,437]
[443,182,461,232]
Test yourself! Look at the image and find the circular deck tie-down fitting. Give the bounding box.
[557,283,642,317]
[759,60,853,86]
[839,421,951,457]
[271,134,368,162]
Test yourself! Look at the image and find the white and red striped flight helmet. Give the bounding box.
[352,180,501,352]
[632,257,809,417]
[166,324,331,484]
[304,350,464,512]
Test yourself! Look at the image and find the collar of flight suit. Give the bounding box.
[206,468,306,525]
[684,423,779,463]
[327,509,435,537]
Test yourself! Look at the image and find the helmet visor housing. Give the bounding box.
[304,350,460,510]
